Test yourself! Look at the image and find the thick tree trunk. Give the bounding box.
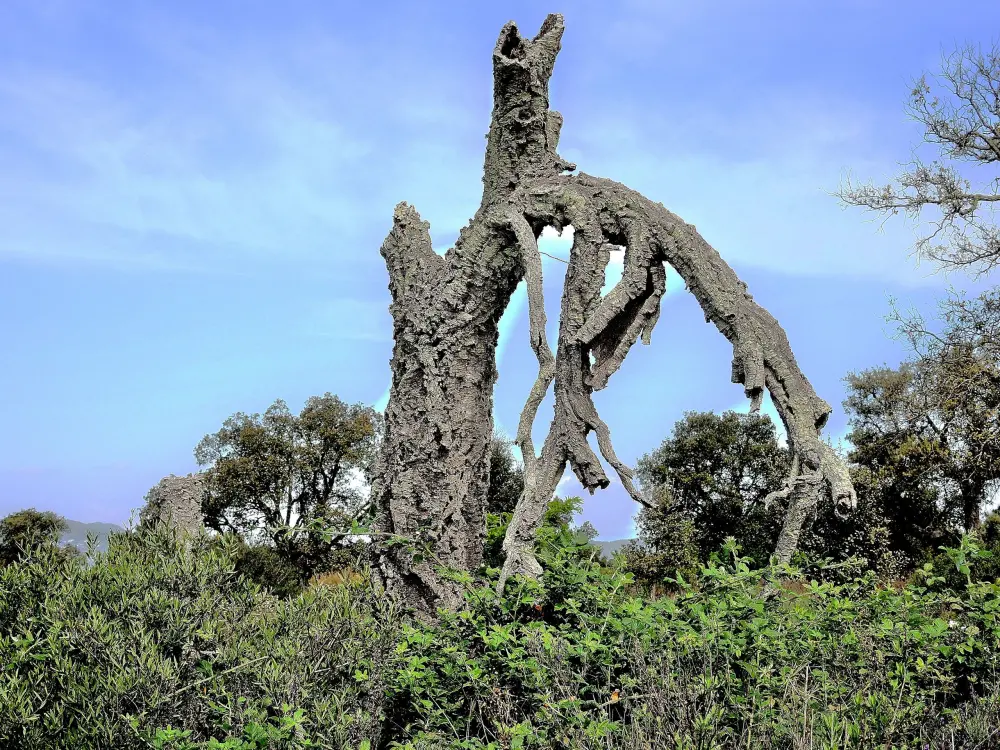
[371,207,518,612]
[371,17,571,615]
[960,479,983,532]
[372,14,855,612]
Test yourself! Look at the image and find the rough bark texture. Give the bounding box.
[371,16,571,614]
[499,173,857,587]
[373,14,856,612]
[139,473,206,535]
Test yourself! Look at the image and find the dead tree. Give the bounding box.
[372,14,855,614]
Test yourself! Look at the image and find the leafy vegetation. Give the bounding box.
[627,411,789,579]
[195,394,381,590]
[0,509,80,568]
[5,507,1000,748]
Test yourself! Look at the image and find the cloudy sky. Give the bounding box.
[2,0,998,537]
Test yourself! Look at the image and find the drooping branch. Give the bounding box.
[507,209,555,487]
[500,196,662,587]
[500,171,856,587]
[559,175,853,502]
[373,12,854,612]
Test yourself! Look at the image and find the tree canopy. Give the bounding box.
[844,290,1000,535]
[486,434,526,517]
[634,410,790,566]
[0,509,75,567]
[195,393,381,579]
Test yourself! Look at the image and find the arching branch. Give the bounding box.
[500,171,856,588]
[372,12,854,611]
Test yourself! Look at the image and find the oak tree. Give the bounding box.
[635,410,790,566]
[0,509,77,567]
[195,393,381,580]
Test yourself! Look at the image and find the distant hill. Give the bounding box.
[60,519,125,554]
[53,520,628,559]
[594,538,635,558]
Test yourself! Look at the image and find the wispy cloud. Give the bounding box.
[304,298,392,342]
[0,6,490,274]
[0,69,381,268]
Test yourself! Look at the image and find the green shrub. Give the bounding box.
[384,538,1000,749]
[0,525,399,749]
[5,519,1000,748]
[619,498,701,593]
[231,541,308,598]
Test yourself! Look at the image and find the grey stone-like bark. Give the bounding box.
[372,14,855,612]
[370,16,571,614]
[499,173,857,588]
[139,472,206,535]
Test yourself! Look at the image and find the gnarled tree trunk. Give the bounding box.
[370,16,572,613]
[372,14,855,615]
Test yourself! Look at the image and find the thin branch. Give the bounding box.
[507,209,556,484]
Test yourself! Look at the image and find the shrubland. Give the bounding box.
[4,502,1000,749]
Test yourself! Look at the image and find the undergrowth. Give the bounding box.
[3,515,1000,748]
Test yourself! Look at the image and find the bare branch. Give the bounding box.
[839,43,1000,276]
[506,209,555,484]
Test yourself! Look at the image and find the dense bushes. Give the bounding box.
[391,535,1000,749]
[4,518,1000,748]
[0,526,398,749]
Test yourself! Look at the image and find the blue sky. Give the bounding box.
[2,0,999,538]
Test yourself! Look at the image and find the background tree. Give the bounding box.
[486,434,525,517]
[797,464,910,577]
[195,393,381,585]
[844,292,1000,537]
[840,43,1000,275]
[838,39,1000,571]
[633,411,790,567]
[620,486,701,591]
[842,365,957,559]
[624,408,920,581]
[0,509,78,567]
[373,14,853,613]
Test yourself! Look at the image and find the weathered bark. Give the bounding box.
[139,473,206,535]
[499,173,857,586]
[373,13,856,612]
[371,16,573,614]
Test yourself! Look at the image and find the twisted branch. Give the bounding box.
[499,169,856,589]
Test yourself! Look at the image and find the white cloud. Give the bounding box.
[555,470,574,496]
[0,67,382,268]
[305,298,391,342]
